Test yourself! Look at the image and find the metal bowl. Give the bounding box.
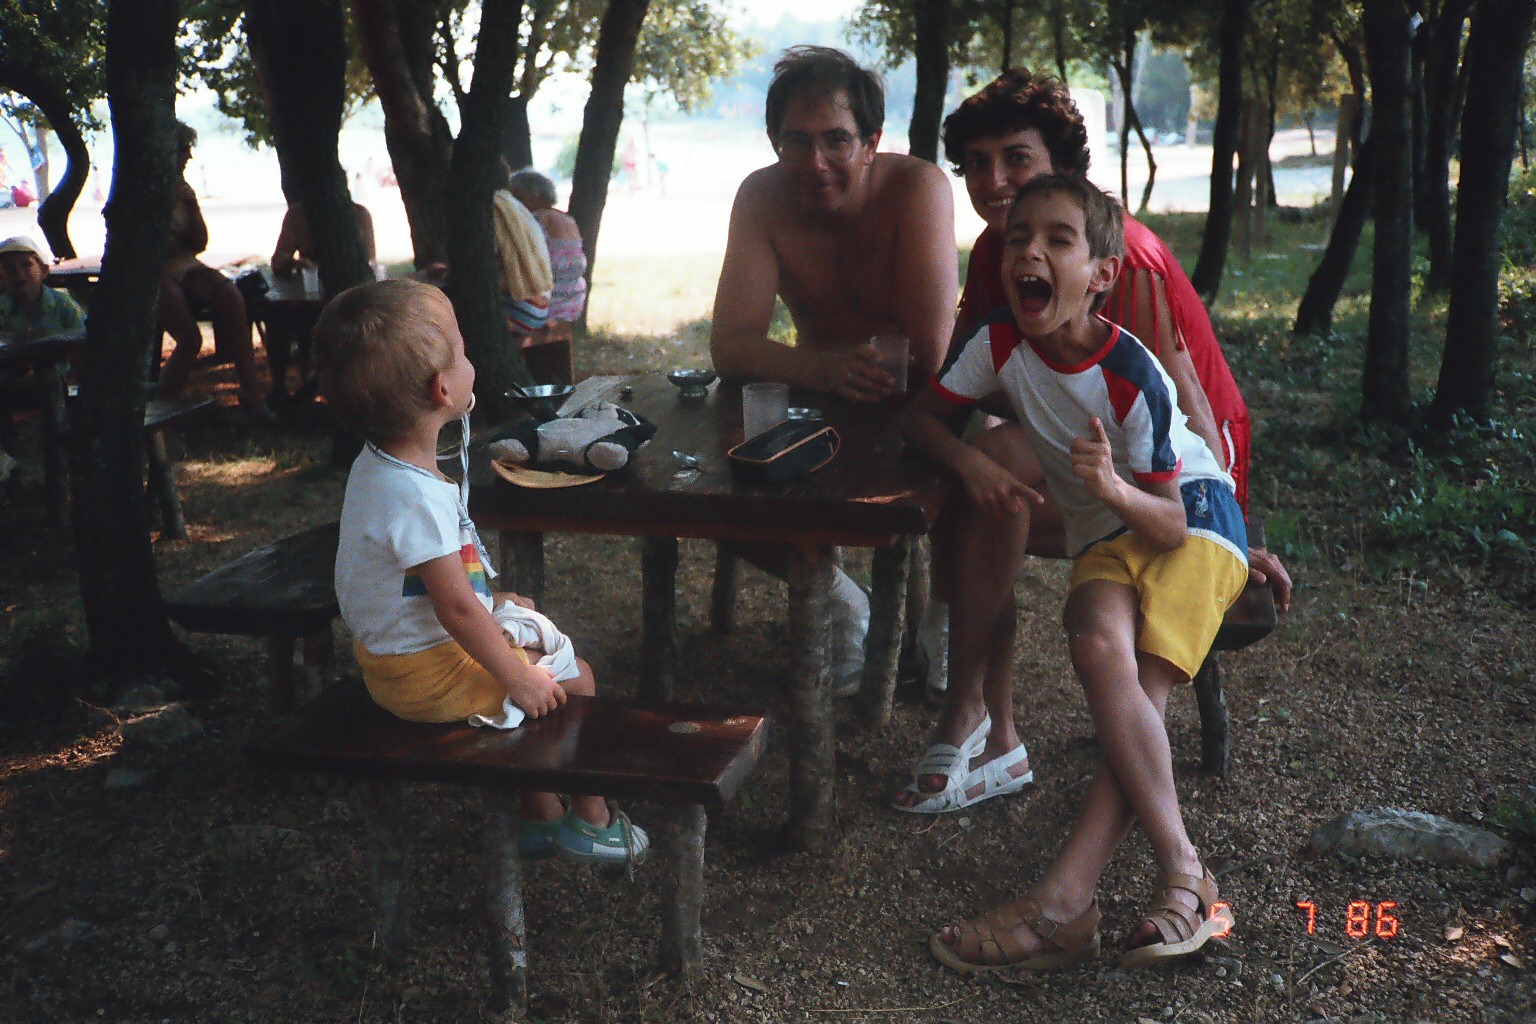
[505,383,574,421]
[666,369,716,400]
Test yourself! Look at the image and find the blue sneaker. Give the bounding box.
[515,813,566,859]
[555,807,649,868]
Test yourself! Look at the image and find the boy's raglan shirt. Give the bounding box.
[336,445,495,655]
[931,313,1235,558]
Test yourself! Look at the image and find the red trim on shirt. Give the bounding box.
[1101,364,1140,424]
[928,378,975,407]
[1132,459,1182,484]
[1025,321,1122,374]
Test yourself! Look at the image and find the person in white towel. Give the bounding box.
[315,279,647,868]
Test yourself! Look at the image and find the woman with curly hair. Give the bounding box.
[896,68,1290,813]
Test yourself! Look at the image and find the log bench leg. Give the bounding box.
[783,545,835,851]
[857,537,910,729]
[657,803,707,976]
[301,626,335,693]
[1192,653,1229,777]
[144,427,188,540]
[640,537,678,702]
[484,796,528,1014]
[266,635,298,715]
[361,781,410,949]
[710,546,739,635]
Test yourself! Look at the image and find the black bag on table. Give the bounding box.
[727,419,840,484]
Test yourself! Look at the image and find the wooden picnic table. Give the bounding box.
[468,372,948,849]
[1,328,212,535]
[44,257,102,293]
[0,328,88,517]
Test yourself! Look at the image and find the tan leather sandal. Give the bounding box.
[1121,866,1233,968]
[929,894,1100,973]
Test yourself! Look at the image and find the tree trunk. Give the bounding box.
[351,0,454,268]
[501,93,534,170]
[1191,0,1249,302]
[568,0,652,330]
[908,0,951,164]
[30,86,88,260]
[1361,0,1415,426]
[1050,1,1068,82]
[998,0,1014,73]
[446,0,528,427]
[1420,0,1472,293]
[1429,0,1536,424]
[1112,29,1157,216]
[245,0,374,296]
[69,0,187,677]
[1295,133,1376,334]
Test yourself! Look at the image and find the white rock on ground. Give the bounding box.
[1308,807,1512,868]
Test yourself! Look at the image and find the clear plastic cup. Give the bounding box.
[301,264,321,297]
[742,382,789,439]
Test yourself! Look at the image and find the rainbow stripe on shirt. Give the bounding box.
[402,543,493,598]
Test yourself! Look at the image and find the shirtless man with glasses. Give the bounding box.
[709,46,958,697]
[710,45,956,405]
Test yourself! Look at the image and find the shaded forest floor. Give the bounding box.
[3,202,1536,1022]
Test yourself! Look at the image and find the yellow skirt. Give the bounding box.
[353,638,530,723]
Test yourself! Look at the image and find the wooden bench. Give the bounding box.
[713,521,1278,776]
[519,322,574,386]
[164,521,340,712]
[245,683,769,1011]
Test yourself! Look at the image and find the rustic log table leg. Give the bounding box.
[710,545,739,634]
[902,536,931,678]
[656,803,706,975]
[360,780,410,948]
[858,537,910,728]
[144,427,188,539]
[1192,654,1229,776]
[640,536,679,702]
[497,530,545,606]
[484,796,528,1013]
[35,361,69,524]
[782,545,835,850]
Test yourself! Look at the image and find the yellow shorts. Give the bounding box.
[353,638,530,723]
[1070,532,1248,681]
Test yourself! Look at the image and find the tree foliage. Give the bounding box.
[0,0,107,114]
[182,0,376,149]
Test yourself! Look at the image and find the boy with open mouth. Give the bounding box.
[900,174,1247,971]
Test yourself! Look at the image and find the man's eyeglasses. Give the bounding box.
[776,129,862,165]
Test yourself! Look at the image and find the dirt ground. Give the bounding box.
[1,344,1533,1024]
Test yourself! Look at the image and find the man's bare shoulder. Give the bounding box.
[871,152,951,200]
[732,164,790,212]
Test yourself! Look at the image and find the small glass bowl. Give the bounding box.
[667,369,716,400]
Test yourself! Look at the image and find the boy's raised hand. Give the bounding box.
[508,662,567,719]
[1070,418,1121,502]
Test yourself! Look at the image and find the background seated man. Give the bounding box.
[158,120,273,423]
[267,200,377,404]
[491,184,553,345]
